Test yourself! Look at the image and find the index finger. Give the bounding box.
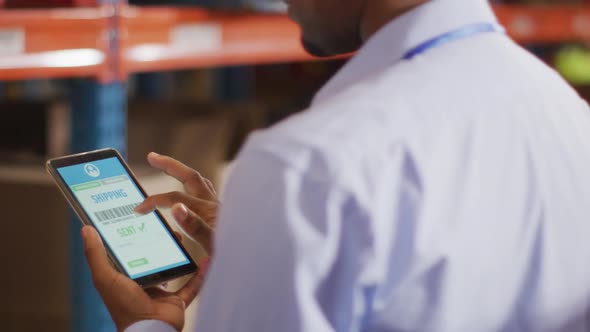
[147,152,198,185]
[82,226,120,289]
[148,153,214,199]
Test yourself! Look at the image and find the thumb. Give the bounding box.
[82,226,118,288]
[171,203,214,254]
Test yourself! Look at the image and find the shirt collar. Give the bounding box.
[312,0,500,105]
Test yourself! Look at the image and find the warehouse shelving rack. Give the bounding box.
[1,2,590,331]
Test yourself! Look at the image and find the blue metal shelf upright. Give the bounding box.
[69,81,125,332]
[69,1,126,331]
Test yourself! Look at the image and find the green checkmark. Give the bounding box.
[138,222,146,232]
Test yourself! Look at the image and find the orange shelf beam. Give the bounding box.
[1,5,590,81]
[120,5,590,75]
[0,6,112,82]
[496,5,590,44]
[120,6,314,75]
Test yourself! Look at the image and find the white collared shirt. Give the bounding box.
[128,0,590,331]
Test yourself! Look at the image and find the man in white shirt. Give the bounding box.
[81,0,590,331]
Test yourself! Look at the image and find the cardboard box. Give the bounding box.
[0,167,69,332]
[128,100,266,187]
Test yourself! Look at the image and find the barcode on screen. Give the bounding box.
[94,203,141,222]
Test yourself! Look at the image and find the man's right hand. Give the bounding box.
[135,152,219,254]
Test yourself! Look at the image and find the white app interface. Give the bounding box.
[58,157,190,279]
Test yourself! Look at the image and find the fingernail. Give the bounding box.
[148,152,160,158]
[86,227,104,245]
[177,204,189,221]
[81,227,92,249]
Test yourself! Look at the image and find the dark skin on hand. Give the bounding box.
[82,0,428,330]
[82,152,218,331]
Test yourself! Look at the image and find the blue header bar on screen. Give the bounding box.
[57,157,127,186]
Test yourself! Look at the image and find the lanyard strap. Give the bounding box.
[403,23,505,60]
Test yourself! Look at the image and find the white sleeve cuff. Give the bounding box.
[125,320,177,332]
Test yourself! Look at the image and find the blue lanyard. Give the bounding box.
[403,23,505,60]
